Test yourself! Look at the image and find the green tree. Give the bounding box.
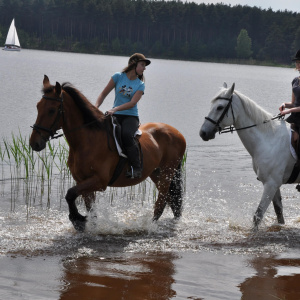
[111,37,122,54]
[292,27,300,56]
[236,29,252,59]
[260,24,288,63]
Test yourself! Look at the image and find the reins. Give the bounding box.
[220,114,285,134]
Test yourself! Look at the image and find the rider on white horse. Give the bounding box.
[279,49,300,132]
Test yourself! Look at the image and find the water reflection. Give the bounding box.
[59,252,178,300]
[240,253,300,300]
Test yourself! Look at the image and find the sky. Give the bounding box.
[186,0,300,13]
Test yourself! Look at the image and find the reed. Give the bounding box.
[1,132,187,214]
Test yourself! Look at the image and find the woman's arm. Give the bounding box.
[106,90,143,115]
[95,78,115,108]
[280,93,298,115]
[279,92,296,114]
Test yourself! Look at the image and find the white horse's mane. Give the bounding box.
[213,87,276,131]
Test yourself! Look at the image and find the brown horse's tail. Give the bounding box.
[168,162,184,219]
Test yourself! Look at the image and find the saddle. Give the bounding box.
[290,124,300,163]
[108,116,143,185]
[286,124,300,188]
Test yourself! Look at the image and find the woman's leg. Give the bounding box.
[120,116,142,178]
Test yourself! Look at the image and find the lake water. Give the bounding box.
[1,49,300,299]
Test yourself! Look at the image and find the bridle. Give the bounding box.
[205,95,235,133]
[204,94,284,134]
[31,93,112,144]
[31,94,64,142]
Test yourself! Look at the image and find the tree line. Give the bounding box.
[0,0,299,64]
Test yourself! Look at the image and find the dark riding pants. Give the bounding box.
[114,115,140,148]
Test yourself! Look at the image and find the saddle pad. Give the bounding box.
[111,116,142,158]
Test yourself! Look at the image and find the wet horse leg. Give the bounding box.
[66,186,86,231]
[253,182,278,228]
[167,163,183,219]
[150,167,180,221]
[272,189,284,224]
[152,188,170,221]
[66,176,103,232]
[150,168,169,221]
[82,192,96,212]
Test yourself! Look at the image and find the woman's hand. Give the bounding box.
[279,103,285,112]
[106,108,117,115]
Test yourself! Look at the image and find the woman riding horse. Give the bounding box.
[96,53,151,179]
[279,49,300,139]
[30,75,186,232]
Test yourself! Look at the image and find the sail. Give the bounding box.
[5,19,21,47]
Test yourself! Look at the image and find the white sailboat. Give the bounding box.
[3,19,21,51]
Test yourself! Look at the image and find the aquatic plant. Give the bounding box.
[1,132,187,215]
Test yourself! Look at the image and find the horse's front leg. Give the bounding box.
[66,177,104,232]
[82,192,96,212]
[253,182,279,229]
[66,186,86,232]
[272,189,285,224]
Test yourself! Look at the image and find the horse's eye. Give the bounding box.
[217,105,224,111]
[48,109,56,116]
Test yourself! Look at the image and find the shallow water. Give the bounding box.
[1,49,300,299]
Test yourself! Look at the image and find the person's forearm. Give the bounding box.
[284,102,294,109]
[95,94,105,108]
[114,101,136,112]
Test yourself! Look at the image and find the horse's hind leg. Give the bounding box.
[150,164,183,221]
[150,169,169,221]
[168,163,183,219]
[272,189,284,224]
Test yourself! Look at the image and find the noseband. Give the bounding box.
[205,95,235,133]
[31,94,64,141]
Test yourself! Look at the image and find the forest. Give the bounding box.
[0,0,300,64]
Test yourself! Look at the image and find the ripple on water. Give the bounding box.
[2,164,300,258]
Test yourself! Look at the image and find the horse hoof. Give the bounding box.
[69,214,87,232]
[253,215,261,227]
[252,224,259,232]
[152,215,160,222]
[174,216,181,221]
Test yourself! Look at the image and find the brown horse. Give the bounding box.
[29,75,186,231]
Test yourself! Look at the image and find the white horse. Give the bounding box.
[199,83,300,228]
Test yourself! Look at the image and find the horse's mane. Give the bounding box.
[214,87,276,131]
[61,83,105,130]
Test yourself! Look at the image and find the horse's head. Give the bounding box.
[200,83,235,141]
[30,75,64,151]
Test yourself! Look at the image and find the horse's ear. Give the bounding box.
[43,75,50,87]
[229,83,235,95]
[55,82,62,96]
[223,82,227,88]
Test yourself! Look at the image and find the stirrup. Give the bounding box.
[126,166,142,179]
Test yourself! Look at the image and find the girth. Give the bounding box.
[286,164,300,184]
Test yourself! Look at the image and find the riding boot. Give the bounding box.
[125,143,142,179]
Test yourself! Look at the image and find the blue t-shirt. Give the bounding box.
[112,72,145,116]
